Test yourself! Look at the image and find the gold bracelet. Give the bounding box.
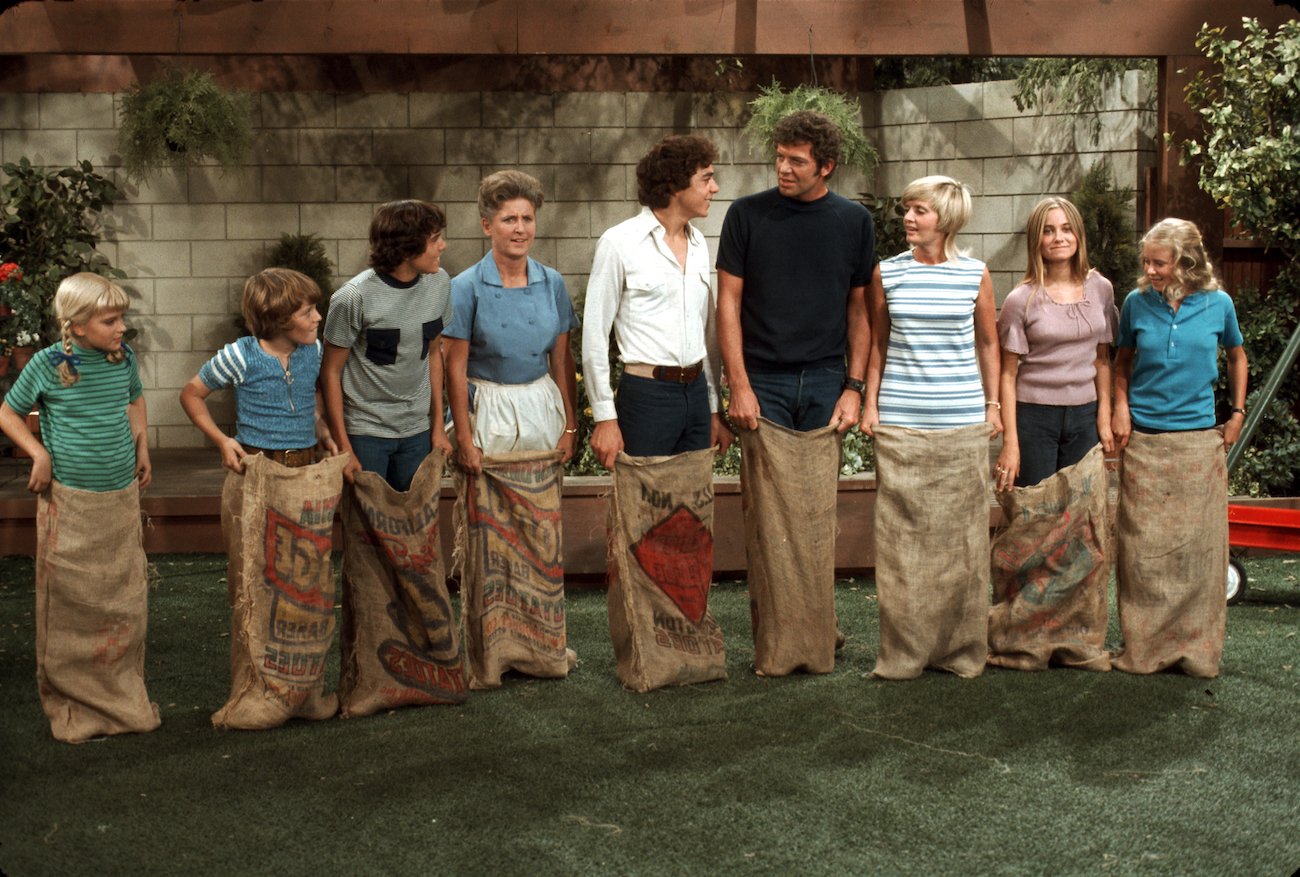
[985,400,1001,410]
[563,428,578,434]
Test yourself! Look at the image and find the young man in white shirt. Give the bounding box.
[582,135,733,468]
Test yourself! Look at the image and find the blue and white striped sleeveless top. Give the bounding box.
[878,252,986,429]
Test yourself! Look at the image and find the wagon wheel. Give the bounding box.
[1226,557,1248,606]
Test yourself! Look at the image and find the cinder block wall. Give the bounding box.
[0,78,1153,449]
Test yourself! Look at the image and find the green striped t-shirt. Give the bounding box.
[5,343,143,491]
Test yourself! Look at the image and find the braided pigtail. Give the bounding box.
[57,320,81,387]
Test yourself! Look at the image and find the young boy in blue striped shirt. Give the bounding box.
[180,268,337,470]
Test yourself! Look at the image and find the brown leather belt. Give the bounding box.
[623,361,703,384]
[243,445,316,468]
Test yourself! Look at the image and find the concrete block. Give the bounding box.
[627,93,691,128]
[441,239,484,277]
[409,164,482,203]
[123,278,155,316]
[301,203,378,240]
[39,93,114,129]
[142,389,193,430]
[155,277,236,315]
[692,92,751,127]
[591,127,666,164]
[717,163,774,200]
[590,201,636,237]
[152,204,227,241]
[877,161,928,196]
[0,94,39,129]
[483,93,554,129]
[980,232,1022,272]
[262,166,336,203]
[528,238,558,269]
[513,165,556,197]
[117,240,191,280]
[831,168,870,201]
[965,195,1016,235]
[953,118,1014,160]
[101,204,153,242]
[154,425,211,450]
[927,83,983,123]
[981,155,1071,197]
[693,127,738,165]
[446,129,518,165]
[693,208,725,238]
[892,121,956,162]
[114,169,188,204]
[982,79,1027,119]
[77,129,122,168]
[553,165,626,202]
[1012,115,1071,156]
[225,204,302,240]
[192,314,241,351]
[189,166,262,203]
[443,202,483,242]
[519,128,591,165]
[249,130,298,165]
[556,237,598,276]
[933,159,985,196]
[410,93,481,128]
[336,93,409,128]
[131,315,192,354]
[991,271,1020,304]
[555,92,625,128]
[877,89,927,126]
[299,130,372,165]
[336,165,410,203]
[262,93,336,128]
[191,240,266,279]
[336,239,371,278]
[373,129,445,165]
[4,130,77,167]
[541,202,591,238]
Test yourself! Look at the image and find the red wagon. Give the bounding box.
[1226,499,1300,604]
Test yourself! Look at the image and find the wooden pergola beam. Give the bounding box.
[0,0,1292,57]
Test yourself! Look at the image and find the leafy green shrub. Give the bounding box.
[860,193,908,263]
[118,68,253,182]
[0,158,124,347]
[1070,162,1139,291]
[741,82,879,178]
[1014,59,1155,143]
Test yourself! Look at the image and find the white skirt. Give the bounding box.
[469,374,565,456]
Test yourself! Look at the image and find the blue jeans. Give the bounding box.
[1015,401,1098,487]
[348,430,432,492]
[616,372,711,457]
[747,365,845,432]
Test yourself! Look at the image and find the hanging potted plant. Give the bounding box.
[742,81,880,178]
[117,68,253,182]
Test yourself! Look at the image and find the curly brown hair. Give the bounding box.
[636,135,719,209]
[242,268,322,340]
[773,110,842,180]
[368,200,446,274]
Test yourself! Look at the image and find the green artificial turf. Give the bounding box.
[1,554,1297,876]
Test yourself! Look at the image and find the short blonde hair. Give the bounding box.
[900,175,972,260]
[1022,197,1091,292]
[242,268,321,340]
[54,272,131,386]
[1137,218,1220,303]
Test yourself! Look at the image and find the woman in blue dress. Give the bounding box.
[445,171,580,474]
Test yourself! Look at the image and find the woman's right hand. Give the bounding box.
[457,442,484,475]
[858,404,879,437]
[994,442,1019,492]
[27,448,52,494]
[1111,407,1132,450]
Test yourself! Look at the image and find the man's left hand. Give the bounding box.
[829,390,860,434]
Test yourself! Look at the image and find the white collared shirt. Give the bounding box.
[581,207,721,422]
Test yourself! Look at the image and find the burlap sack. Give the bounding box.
[872,424,991,680]
[339,452,468,717]
[453,449,571,689]
[1113,429,1227,677]
[607,448,725,692]
[739,419,841,677]
[34,480,161,743]
[988,444,1111,671]
[212,453,347,730]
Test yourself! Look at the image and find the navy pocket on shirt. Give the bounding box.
[364,327,400,366]
[421,318,443,361]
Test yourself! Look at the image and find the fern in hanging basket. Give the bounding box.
[742,81,880,178]
[117,68,253,181]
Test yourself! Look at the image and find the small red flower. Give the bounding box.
[0,262,21,283]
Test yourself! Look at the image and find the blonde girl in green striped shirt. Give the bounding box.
[0,273,150,493]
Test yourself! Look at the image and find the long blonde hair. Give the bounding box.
[1137,218,1221,304]
[1022,197,1091,304]
[54,273,130,387]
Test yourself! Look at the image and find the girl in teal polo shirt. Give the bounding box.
[1110,218,1247,678]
